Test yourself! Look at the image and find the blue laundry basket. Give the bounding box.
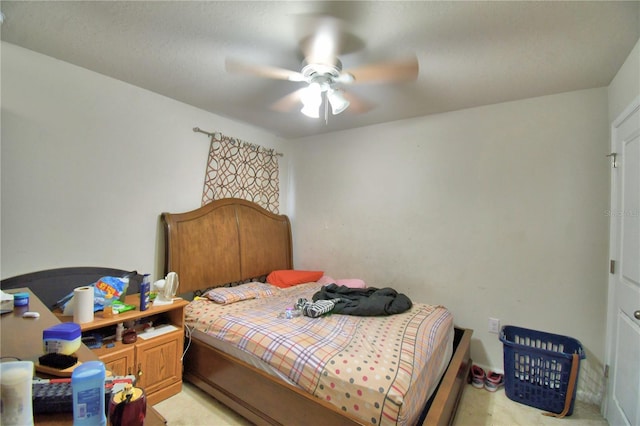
[499,325,585,415]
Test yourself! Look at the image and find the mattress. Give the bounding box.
[185,282,453,426]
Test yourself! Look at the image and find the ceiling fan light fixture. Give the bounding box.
[301,82,322,105]
[301,103,321,118]
[327,89,350,115]
[300,82,322,118]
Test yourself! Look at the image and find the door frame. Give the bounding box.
[603,95,640,420]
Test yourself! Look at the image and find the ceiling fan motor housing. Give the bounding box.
[301,59,352,90]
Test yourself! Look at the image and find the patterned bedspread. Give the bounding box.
[185,282,453,426]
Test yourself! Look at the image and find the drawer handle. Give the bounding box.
[137,363,143,377]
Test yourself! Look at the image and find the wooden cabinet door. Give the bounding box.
[134,330,183,399]
[100,345,134,376]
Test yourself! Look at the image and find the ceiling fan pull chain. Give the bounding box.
[324,92,329,125]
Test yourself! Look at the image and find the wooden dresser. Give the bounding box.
[55,293,188,405]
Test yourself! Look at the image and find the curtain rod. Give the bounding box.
[193,127,283,157]
[193,127,219,138]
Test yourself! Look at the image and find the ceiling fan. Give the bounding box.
[225,15,419,121]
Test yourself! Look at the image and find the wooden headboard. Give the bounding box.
[161,198,293,294]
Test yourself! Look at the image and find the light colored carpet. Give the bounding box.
[453,386,608,426]
[153,382,609,426]
[153,382,250,426]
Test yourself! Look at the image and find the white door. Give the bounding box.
[605,97,640,426]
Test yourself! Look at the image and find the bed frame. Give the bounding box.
[162,198,472,426]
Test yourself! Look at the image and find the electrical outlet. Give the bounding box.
[488,317,500,334]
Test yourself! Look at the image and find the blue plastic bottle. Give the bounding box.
[139,274,151,311]
[71,361,106,426]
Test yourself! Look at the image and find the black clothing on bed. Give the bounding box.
[312,284,412,316]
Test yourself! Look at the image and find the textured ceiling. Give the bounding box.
[1,1,639,139]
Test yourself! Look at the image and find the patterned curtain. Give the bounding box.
[201,132,280,213]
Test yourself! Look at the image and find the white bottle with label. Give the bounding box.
[0,361,34,426]
[115,323,124,342]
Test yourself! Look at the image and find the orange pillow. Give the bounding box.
[267,270,324,288]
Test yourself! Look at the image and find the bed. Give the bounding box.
[162,198,472,426]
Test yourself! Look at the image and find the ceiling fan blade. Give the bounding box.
[296,14,364,66]
[297,14,342,66]
[225,58,304,82]
[342,56,419,84]
[270,88,305,112]
[342,91,375,114]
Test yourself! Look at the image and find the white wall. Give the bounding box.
[608,38,640,122]
[289,88,610,380]
[1,42,290,280]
